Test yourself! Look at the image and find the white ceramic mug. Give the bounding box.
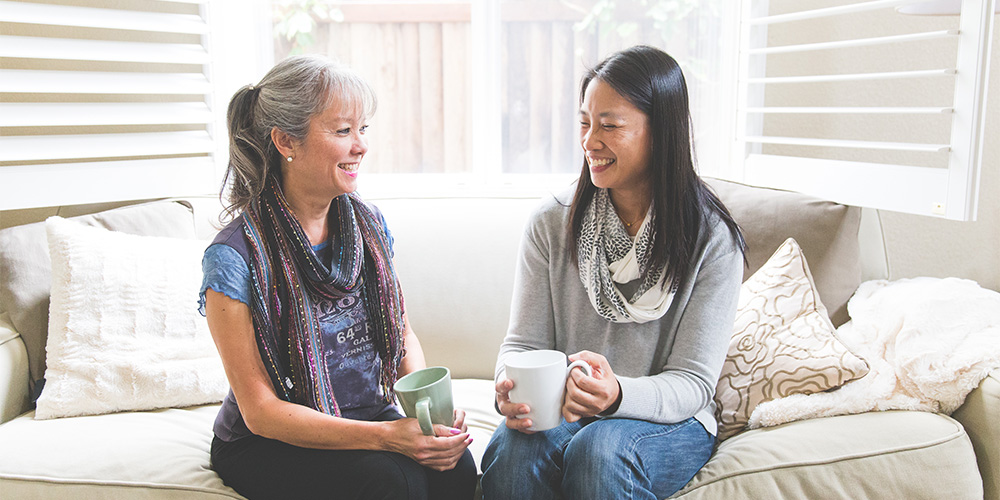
[505,349,594,431]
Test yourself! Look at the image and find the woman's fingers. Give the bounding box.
[413,430,472,470]
[564,350,620,417]
[452,409,467,432]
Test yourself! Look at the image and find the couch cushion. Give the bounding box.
[37,217,225,419]
[453,378,504,472]
[0,313,30,424]
[0,200,197,390]
[0,381,499,500]
[715,238,868,440]
[672,411,982,499]
[705,178,862,327]
[0,405,243,499]
[952,371,1000,500]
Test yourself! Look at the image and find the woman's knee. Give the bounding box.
[481,423,575,497]
[354,451,428,499]
[563,419,632,475]
[563,418,714,499]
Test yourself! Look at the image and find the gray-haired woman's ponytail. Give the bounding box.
[222,84,270,220]
[219,55,377,221]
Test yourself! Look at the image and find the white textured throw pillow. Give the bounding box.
[713,238,869,440]
[36,216,227,419]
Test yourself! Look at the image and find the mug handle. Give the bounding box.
[416,397,435,436]
[566,359,593,379]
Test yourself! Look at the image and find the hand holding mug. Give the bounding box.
[564,350,620,422]
[394,366,455,436]
[495,378,534,433]
[384,417,470,471]
[503,350,594,432]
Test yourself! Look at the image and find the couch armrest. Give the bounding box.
[952,370,1000,500]
[0,312,31,424]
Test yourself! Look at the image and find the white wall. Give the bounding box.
[878,30,999,291]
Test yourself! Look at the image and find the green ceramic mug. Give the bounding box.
[393,366,454,436]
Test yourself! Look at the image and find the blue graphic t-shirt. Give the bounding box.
[310,240,384,418]
[199,207,396,441]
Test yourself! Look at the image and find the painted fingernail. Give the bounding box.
[449,428,461,435]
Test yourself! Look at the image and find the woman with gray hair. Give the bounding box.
[199,54,476,499]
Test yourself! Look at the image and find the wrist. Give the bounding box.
[599,379,623,416]
[374,420,397,453]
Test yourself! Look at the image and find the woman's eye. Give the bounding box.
[359,125,369,134]
[336,128,351,135]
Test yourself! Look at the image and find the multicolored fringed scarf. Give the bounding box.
[242,177,405,416]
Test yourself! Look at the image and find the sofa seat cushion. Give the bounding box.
[0,380,501,500]
[0,405,243,499]
[672,410,982,499]
[453,378,503,471]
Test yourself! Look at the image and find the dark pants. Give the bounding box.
[211,409,478,500]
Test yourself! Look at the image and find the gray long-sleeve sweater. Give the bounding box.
[495,189,744,435]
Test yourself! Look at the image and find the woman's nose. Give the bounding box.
[581,128,601,151]
[353,134,368,155]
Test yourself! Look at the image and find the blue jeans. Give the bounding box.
[480,417,714,500]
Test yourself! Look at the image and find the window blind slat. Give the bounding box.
[0,158,217,210]
[748,68,955,84]
[0,36,210,64]
[0,132,215,162]
[0,103,214,127]
[0,1,209,34]
[0,69,212,94]
[750,0,910,25]
[748,29,958,55]
[744,136,950,153]
[745,106,953,114]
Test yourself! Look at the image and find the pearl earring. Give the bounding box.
[286,156,293,162]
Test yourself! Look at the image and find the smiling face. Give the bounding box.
[579,78,652,199]
[281,99,369,202]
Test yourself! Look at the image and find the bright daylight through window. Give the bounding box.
[270,0,734,191]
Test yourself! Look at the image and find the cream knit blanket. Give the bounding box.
[749,277,1000,429]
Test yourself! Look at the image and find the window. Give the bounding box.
[0,0,268,210]
[271,0,735,195]
[732,0,995,220]
[4,0,990,218]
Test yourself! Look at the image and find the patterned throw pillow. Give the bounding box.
[714,238,869,441]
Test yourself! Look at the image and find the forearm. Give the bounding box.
[245,397,396,451]
[614,246,743,422]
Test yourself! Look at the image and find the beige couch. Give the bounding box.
[0,178,996,499]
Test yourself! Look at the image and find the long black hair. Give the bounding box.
[569,45,745,282]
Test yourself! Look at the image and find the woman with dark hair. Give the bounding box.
[199,54,477,500]
[480,45,746,499]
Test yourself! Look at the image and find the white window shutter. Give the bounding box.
[0,0,220,210]
[732,0,995,220]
